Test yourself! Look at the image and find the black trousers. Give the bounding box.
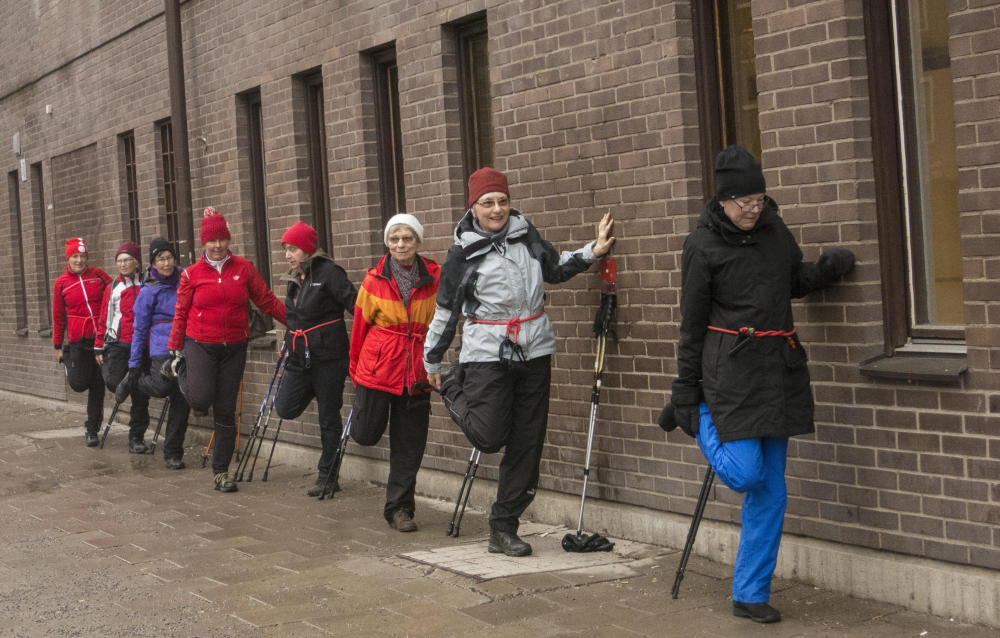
[441,355,551,534]
[138,354,191,460]
[101,341,150,440]
[274,357,348,476]
[63,339,105,432]
[350,383,431,523]
[182,340,247,474]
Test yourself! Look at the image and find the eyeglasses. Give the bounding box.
[731,196,767,212]
[154,254,175,264]
[475,197,510,209]
[116,256,137,265]
[388,235,417,245]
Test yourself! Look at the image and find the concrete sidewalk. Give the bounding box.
[0,393,992,637]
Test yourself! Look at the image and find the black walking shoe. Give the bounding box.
[389,510,417,532]
[306,476,339,497]
[85,431,99,447]
[128,439,148,454]
[214,472,238,493]
[114,370,137,404]
[488,530,532,556]
[733,601,781,623]
[164,458,186,470]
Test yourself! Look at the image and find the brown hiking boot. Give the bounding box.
[389,510,417,532]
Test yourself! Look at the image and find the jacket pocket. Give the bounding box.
[783,336,808,369]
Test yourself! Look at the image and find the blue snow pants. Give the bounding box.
[695,403,788,604]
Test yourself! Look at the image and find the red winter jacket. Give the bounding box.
[53,266,112,347]
[95,274,143,350]
[349,254,439,395]
[167,253,287,350]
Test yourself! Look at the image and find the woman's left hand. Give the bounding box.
[593,212,616,257]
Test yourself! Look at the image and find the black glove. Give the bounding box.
[114,369,138,404]
[674,403,700,437]
[161,350,185,380]
[818,248,855,279]
[658,402,677,432]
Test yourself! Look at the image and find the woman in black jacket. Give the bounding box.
[667,146,854,624]
[274,221,358,496]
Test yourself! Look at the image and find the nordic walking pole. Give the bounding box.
[319,410,353,500]
[234,381,243,462]
[451,448,481,538]
[447,447,478,535]
[240,362,287,482]
[563,256,617,552]
[99,399,123,448]
[201,431,215,467]
[146,396,171,456]
[260,417,283,481]
[235,348,286,480]
[671,465,716,598]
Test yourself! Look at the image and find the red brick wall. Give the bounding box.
[1,0,998,571]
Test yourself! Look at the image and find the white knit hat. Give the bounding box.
[383,213,424,246]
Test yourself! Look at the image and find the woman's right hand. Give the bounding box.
[427,373,441,391]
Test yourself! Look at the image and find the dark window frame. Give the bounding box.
[157,119,180,255]
[862,0,964,351]
[371,46,406,225]
[303,72,332,253]
[120,131,140,245]
[30,162,52,330]
[242,89,272,285]
[692,0,761,197]
[7,171,29,335]
[454,14,494,187]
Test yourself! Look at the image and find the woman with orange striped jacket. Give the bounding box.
[349,214,439,533]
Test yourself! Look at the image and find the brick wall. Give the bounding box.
[1,0,998,571]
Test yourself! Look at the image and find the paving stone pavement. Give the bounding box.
[0,394,994,637]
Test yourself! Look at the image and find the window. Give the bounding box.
[371,46,406,225]
[157,119,179,254]
[454,15,494,183]
[30,162,52,330]
[7,171,29,335]
[239,89,272,285]
[120,131,140,245]
[864,0,963,348]
[303,72,331,253]
[692,0,761,193]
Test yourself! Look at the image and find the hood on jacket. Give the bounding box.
[281,248,335,284]
[454,208,530,259]
[698,197,779,246]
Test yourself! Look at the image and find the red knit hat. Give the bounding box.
[115,241,141,262]
[281,221,318,255]
[200,206,231,244]
[467,167,510,208]
[65,237,87,260]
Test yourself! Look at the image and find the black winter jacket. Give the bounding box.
[672,198,841,442]
[282,251,358,366]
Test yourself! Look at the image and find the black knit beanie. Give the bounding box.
[149,237,176,264]
[715,145,766,201]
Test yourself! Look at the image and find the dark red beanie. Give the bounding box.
[116,241,141,262]
[281,221,318,255]
[65,237,87,261]
[467,167,510,208]
[200,207,231,244]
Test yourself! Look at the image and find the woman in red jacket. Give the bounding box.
[53,237,112,446]
[167,208,286,493]
[349,214,439,532]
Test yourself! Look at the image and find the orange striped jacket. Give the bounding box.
[349,253,439,395]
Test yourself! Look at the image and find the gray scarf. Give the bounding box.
[390,257,418,306]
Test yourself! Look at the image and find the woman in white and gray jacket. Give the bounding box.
[425,167,614,557]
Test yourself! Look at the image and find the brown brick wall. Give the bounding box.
[1,0,998,571]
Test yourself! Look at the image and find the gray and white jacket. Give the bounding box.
[423,208,597,373]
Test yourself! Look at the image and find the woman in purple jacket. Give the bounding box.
[125,238,190,469]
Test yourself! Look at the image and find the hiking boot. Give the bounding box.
[389,510,417,532]
[164,458,186,470]
[306,476,339,497]
[128,439,148,454]
[85,431,99,447]
[488,530,532,556]
[214,472,238,493]
[733,601,781,624]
